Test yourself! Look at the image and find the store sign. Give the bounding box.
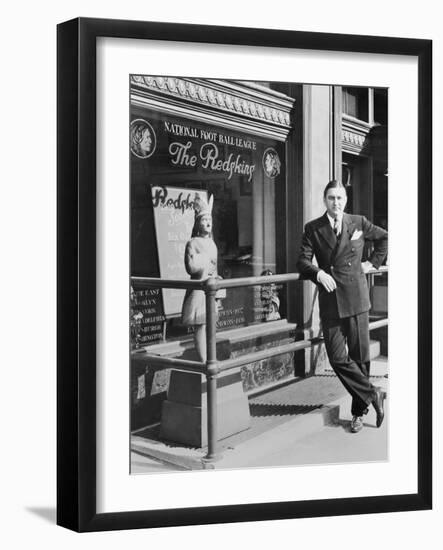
[151,185,209,318]
[130,287,165,348]
[131,112,285,341]
[164,122,257,182]
[151,186,197,214]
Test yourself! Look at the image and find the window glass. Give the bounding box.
[130,109,287,348]
[342,87,369,121]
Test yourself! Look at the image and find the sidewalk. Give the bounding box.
[131,359,388,473]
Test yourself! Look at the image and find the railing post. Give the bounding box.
[204,277,220,461]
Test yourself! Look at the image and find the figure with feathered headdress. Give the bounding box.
[181,192,224,361]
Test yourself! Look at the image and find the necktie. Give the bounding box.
[333,217,340,237]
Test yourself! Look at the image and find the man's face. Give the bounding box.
[324,187,347,218]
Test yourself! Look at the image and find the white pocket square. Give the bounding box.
[351,230,363,240]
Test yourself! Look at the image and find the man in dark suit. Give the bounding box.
[297,180,388,433]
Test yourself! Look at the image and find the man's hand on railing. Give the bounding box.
[361,261,374,274]
[317,270,337,293]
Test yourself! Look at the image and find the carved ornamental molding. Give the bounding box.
[342,114,372,155]
[130,76,294,142]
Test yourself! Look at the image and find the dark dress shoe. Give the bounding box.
[372,387,386,428]
[350,416,364,433]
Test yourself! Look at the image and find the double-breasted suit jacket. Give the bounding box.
[297,213,388,320]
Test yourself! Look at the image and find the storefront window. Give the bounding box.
[342,87,369,121]
[130,107,287,348]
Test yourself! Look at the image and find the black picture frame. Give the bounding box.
[57,17,432,532]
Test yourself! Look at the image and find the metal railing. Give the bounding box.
[131,266,388,461]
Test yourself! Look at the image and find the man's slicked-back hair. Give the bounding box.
[323,179,347,198]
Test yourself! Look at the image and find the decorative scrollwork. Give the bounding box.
[130,75,293,131]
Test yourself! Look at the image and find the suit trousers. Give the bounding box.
[322,311,375,416]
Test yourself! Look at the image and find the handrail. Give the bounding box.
[131,267,388,460]
[368,318,389,331]
[211,272,300,289]
[136,355,205,373]
[131,276,205,290]
[131,265,388,291]
[138,318,388,373]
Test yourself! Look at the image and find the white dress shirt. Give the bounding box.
[326,212,342,236]
[316,213,343,282]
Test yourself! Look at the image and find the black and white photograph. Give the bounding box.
[2,1,438,545]
[52,13,432,536]
[129,76,389,473]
